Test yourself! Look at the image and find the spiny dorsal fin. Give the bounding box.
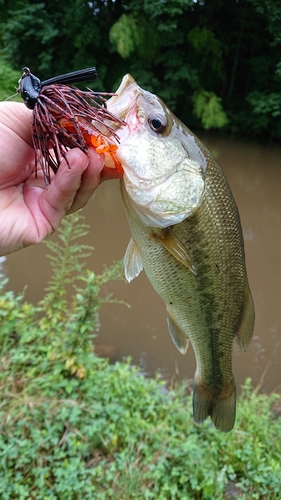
[154,227,197,275]
[124,237,143,283]
[166,305,189,354]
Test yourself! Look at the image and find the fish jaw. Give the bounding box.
[106,74,140,128]
[107,75,205,228]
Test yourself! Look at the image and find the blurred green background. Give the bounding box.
[0,0,280,140]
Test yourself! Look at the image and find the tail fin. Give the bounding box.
[193,381,236,433]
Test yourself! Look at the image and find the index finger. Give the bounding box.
[0,102,34,184]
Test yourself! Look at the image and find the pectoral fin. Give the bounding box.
[154,227,197,275]
[166,305,189,354]
[124,237,143,283]
[235,285,255,350]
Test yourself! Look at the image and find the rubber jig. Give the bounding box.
[18,67,125,184]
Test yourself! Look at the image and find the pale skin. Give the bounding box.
[0,101,122,256]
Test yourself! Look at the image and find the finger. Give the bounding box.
[0,102,33,146]
[66,147,104,214]
[0,102,35,183]
[100,165,123,182]
[39,148,91,231]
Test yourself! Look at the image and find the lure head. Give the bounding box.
[18,67,41,109]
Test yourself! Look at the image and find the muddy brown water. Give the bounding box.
[4,134,281,394]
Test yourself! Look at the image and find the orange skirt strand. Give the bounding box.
[59,117,124,174]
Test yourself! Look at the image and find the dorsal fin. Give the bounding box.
[166,305,189,354]
[154,227,197,275]
[124,237,143,283]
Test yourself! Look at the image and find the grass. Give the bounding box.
[0,213,280,499]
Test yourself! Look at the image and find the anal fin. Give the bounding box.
[166,305,189,354]
[124,237,143,283]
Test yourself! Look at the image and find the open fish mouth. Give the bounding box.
[107,74,139,133]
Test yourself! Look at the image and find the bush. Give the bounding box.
[0,213,281,499]
[0,58,21,102]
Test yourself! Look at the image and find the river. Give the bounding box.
[4,134,281,394]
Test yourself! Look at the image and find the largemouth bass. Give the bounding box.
[106,75,255,432]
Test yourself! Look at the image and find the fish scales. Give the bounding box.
[107,74,255,432]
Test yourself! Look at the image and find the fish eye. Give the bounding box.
[148,113,167,133]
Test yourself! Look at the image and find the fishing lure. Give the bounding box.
[18,67,125,184]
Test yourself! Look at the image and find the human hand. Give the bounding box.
[0,101,121,256]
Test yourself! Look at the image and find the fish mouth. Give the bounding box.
[107,75,184,187]
[102,75,140,169]
[107,74,140,129]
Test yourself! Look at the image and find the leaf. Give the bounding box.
[109,14,139,59]
[192,90,229,129]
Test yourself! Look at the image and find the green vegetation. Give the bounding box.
[0,0,281,140]
[0,58,21,102]
[0,213,281,499]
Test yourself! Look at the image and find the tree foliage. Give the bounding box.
[0,0,280,140]
[0,58,21,101]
